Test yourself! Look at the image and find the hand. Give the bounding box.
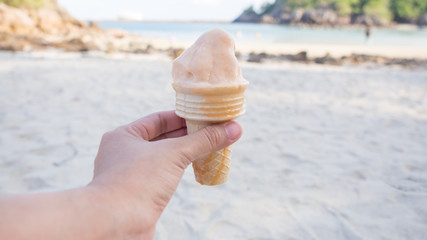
[89,110,243,238]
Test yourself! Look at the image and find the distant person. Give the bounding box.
[0,111,243,239]
[365,25,371,44]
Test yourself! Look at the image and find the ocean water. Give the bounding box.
[97,21,427,47]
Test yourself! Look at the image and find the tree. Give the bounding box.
[390,0,427,21]
[0,0,47,8]
[260,1,276,15]
[239,0,427,24]
[334,0,391,19]
[334,0,358,16]
[243,5,257,14]
[364,0,392,20]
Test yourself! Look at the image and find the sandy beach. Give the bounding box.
[0,51,427,239]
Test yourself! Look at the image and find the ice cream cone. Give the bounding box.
[171,28,248,185]
[174,85,247,185]
[174,85,246,121]
[186,120,232,185]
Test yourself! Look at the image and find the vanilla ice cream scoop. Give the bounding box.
[172,28,248,91]
[171,28,248,185]
[172,28,248,122]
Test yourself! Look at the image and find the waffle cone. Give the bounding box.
[186,120,232,185]
[173,84,247,185]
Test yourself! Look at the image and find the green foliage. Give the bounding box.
[286,0,317,8]
[0,0,47,8]
[256,0,427,21]
[244,5,257,14]
[390,0,427,20]
[260,2,276,15]
[364,0,392,20]
[334,0,358,15]
[285,0,335,9]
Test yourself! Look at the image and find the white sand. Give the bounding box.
[1,51,427,239]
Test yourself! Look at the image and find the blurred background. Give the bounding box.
[1,0,427,239]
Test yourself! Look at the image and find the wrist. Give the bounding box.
[85,182,156,239]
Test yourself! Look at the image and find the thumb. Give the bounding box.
[173,121,243,163]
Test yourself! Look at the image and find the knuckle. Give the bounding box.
[101,130,115,142]
[157,113,168,134]
[160,141,194,169]
[101,126,124,142]
[176,150,193,168]
[201,126,223,149]
[127,124,150,140]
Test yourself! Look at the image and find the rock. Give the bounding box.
[169,48,184,59]
[269,0,285,20]
[233,10,261,23]
[49,37,92,51]
[336,16,351,25]
[279,13,292,24]
[386,58,419,68]
[0,3,36,34]
[0,1,156,53]
[300,8,337,25]
[277,53,293,61]
[232,3,394,27]
[418,14,427,26]
[0,32,44,51]
[292,51,308,61]
[350,14,387,26]
[301,10,316,24]
[315,8,338,25]
[131,42,152,54]
[340,54,390,65]
[262,14,277,24]
[88,21,100,29]
[371,15,389,26]
[235,51,242,60]
[29,8,62,34]
[290,9,304,23]
[233,6,258,23]
[247,52,263,63]
[314,53,341,65]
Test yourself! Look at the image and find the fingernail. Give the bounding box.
[225,122,242,141]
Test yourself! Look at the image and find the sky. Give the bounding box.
[57,0,274,21]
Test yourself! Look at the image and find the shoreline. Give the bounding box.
[137,37,427,63]
[235,42,427,59]
[2,47,426,70]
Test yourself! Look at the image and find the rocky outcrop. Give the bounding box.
[0,3,36,34]
[233,2,389,27]
[350,13,388,26]
[236,6,352,26]
[270,7,348,26]
[301,8,338,25]
[233,9,261,23]
[0,2,151,52]
[418,14,427,26]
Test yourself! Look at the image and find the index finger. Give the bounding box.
[127,110,186,141]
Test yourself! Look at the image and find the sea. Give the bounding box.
[97,21,427,47]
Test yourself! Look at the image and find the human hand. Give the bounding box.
[88,110,243,238]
